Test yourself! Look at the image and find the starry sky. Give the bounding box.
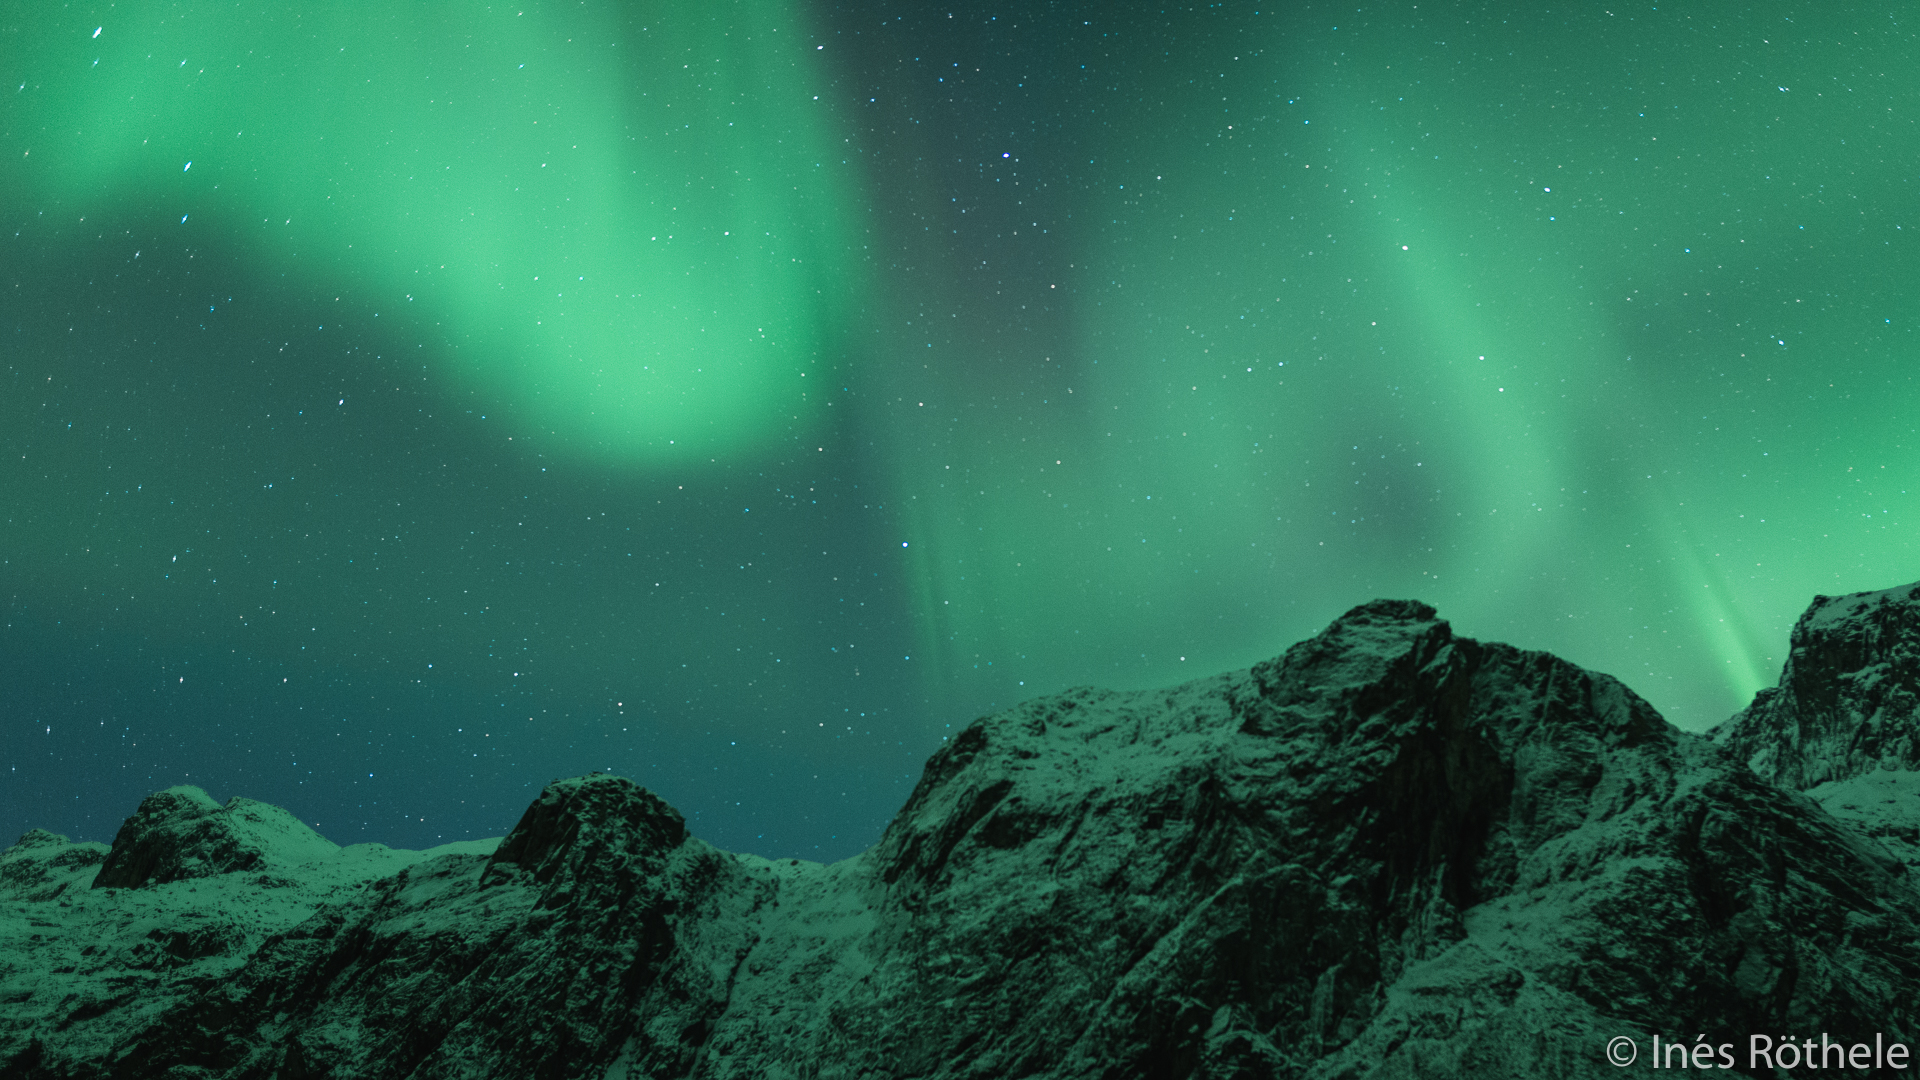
[6,1,1918,861]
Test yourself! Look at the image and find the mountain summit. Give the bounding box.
[7,594,1920,1078]
[1714,581,1920,790]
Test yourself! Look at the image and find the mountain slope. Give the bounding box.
[1714,581,1920,791]
[6,598,1919,1078]
[1713,580,1920,877]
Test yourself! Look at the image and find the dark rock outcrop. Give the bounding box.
[6,596,1920,1078]
[0,829,107,903]
[92,786,341,889]
[1714,580,1920,790]
[1713,580,1920,876]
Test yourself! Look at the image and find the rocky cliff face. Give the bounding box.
[1713,580,1920,876]
[1714,581,1920,790]
[7,597,1920,1078]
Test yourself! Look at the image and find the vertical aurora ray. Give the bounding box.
[870,1,1920,728]
[12,0,1920,861]
[7,1,860,463]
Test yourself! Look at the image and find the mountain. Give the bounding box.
[1714,581,1920,791]
[6,594,1920,1078]
[1714,580,1920,877]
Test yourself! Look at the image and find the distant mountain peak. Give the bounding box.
[90,784,341,890]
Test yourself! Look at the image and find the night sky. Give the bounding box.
[6,1,1918,861]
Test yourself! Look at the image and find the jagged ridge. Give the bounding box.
[1715,580,1920,790]
[4,597,1919,1079]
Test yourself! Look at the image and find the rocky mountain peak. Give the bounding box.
[91,784,339,890]
[8,594,1920,1077]
[484,772,690,888]
[1713,580,1920,790]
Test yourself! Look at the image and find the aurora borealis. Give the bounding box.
[6,1,1918,859]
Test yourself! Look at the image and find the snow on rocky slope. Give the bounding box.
[1714,580,1920,791]
[1714,580,1920,879]
[6,596,1920,1078]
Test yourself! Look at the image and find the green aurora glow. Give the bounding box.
[9,0,860,462]
[5,1,1919,857]
[877,2,1920,732]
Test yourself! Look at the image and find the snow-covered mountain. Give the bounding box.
[8,594,1920,1078]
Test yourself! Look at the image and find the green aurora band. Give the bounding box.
[5,0,1920,827]
[878,3,1920,729]
[10,1,859,463]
